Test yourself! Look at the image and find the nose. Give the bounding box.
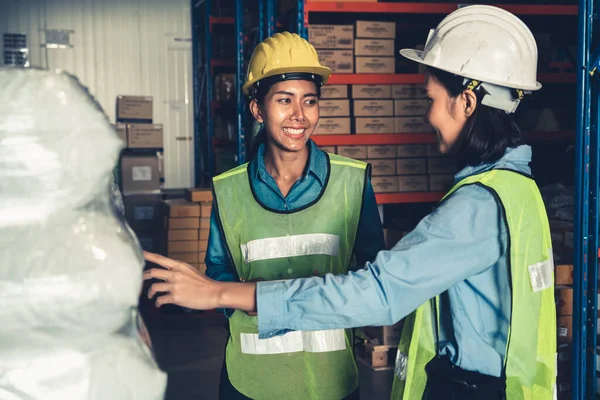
[290,101,306,122]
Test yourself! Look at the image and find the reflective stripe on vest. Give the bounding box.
[391,169,556,400]
[213,153,367,400]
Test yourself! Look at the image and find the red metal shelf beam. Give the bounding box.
[375,192,445,204]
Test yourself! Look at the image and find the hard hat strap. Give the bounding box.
[463,78,529,114]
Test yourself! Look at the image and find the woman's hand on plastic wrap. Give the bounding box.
[143,251,258,313]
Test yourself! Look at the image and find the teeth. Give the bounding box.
[283,128,305,135]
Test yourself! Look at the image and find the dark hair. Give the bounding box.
[248,76,322,160]
[426,67,525,167]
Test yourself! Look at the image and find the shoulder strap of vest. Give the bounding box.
[213,163,249,183]
[328,153,368,170]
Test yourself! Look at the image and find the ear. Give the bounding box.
[249,99,263,124]
[462,89,477,118]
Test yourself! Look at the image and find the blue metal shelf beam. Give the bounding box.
[236,0,246,165]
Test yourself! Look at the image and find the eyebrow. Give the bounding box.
[273,91,318,98]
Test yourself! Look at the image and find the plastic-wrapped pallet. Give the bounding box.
[0,67,166,399]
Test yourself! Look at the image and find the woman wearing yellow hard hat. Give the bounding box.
[144,5,556,399]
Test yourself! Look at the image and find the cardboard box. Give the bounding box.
[168,229,199,241]
[556,287,573,316]
[114,123,127,143]
[117,95,153,121]
[427,158,458,174]
[166,217,200,230]
[396,158,427,175]
[167,240,199,253]
[185,188,213,203]
[556,264,574,285]
[367,145,396,159]
[167,251,199,264]
[354,100,394,117]
[396,144,427,158]
[557,315,572,343]
[364,343,392,368]
[120,153,163,194]
[362,320,404,346]
[356,21,396,39]
[126,124,163,148]
[398,175,429,192]
[351,84,392,99]
[355,39,395,57]
[162,199,201,218]
[392,84,427,99]
[394,117,432,133]
[308,25,354,49]
[355,117,394,134]
[317,50,354,74]
[371,176,398,193]
[197,263,207,274]
[200,202,212,218]
[337,145,367,159]
[200,217,210,230]
[320,99,350,117]
[198,240,209,252]
[319,145,337,154]
[429,174,455,192]
[394,99,429,117]
[314,118,351,135]
[321,85,349,99]
[123,194,162,232]
[355,57,395,74]
[200,229,210,240]
[370,159,396,176]
[426,144,442,157]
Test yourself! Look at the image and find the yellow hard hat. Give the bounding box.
[243,32,331,96]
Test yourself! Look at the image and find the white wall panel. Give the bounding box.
[0,0,194,189]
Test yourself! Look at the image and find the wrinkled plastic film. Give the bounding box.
[0,67,166,399]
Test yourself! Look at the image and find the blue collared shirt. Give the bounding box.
[256,145,535,378]
[205,139,385,313]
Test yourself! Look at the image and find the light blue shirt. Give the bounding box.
[257,145,534,378]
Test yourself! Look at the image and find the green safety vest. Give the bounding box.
[212,153,368,400]
[391,169,556,400]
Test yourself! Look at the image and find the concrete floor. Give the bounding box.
[144,310,393,400]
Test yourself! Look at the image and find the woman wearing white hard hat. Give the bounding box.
[144,6,555,399]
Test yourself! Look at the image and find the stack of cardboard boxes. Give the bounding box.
[118,95,165,252]
[555,263,574,399]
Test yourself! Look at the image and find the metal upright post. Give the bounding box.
[205,0,214,177]
[267,0,275,36]
[297,0,307,39]
[236,0,246,165]
[259,0,265,42]
[191,0,203,186]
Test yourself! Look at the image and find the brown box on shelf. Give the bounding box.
[167,251,199,264]
[319,145,337,154]
[394,117,432,133]
[185,188,213,203]
[371,176,398,193]
[392,84,427,99]
[200,202,212,217]
[354,39,395,57]
[354,100,394,117]
[557,315,572,343]
[396,158,427,175]
[200,217,210,230]
[321,85,349,99]
[126,124,163,148]
[166,217,200,230]
[356,21,396,39]
[162,199,201,218]
[426,144,441,157]
[196,263,208,275]
[320,99,351,117]
[167,229,199,242]
[355,117,394,134]
[120,153,163,194]
[117,95,153,121]
[167,240,199,253]
[427,157,458,174]
[317,50,354,73]
[315,118,351,135]
[367,145,396,159]
[370,159,396,176]
[198,240,209,252]
[556,264,574,285]
[428,174,455,192]
[123,194,162,232]
[308,25,354,49]
[200,229,210,241]
[114,123,127,143]
[362,320,404,346]
[556,287,573,316]
[397,144,427,158]
[398,175,429,192]
[394,99,429,117]
[338,145,367,159]
[351,84,392,99]
[355,57,395,74]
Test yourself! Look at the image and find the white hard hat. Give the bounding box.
[400,5,541,92]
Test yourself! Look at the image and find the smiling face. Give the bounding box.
[249,79,319,153]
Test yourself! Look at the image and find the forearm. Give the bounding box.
[217,281,257,313]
